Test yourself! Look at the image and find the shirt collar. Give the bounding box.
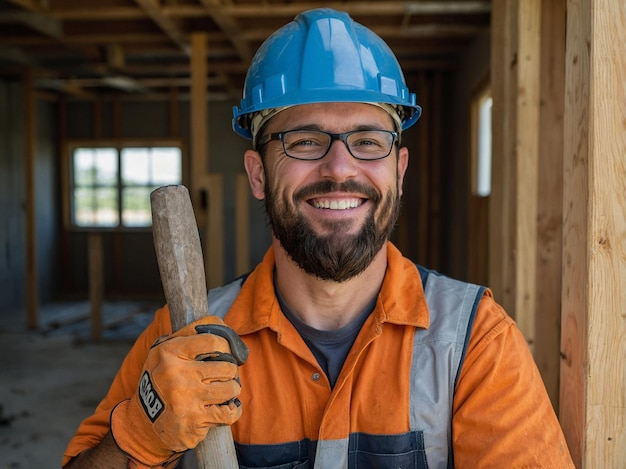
[225,242,429,335]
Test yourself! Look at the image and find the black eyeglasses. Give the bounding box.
[257,129,398,161]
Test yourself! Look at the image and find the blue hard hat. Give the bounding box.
[232,8,422,140]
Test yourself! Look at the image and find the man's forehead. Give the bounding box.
[266,103,395,130]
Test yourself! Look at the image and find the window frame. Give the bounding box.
[63,139,187,232]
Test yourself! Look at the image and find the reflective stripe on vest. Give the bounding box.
[207,267,485,469]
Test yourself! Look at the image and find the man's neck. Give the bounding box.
[273,240,388,331]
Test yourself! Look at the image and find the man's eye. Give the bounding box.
[286,136,325,148]
[353,138,383,148]
[292,139,317,147]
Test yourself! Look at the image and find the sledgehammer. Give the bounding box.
[151,185,238,468]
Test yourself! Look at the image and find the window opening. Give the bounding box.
[70,144,183,229]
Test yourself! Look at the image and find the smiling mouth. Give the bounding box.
[311,198,364,210]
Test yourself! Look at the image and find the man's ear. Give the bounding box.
[244,149,266,200]
[397,146,409,197]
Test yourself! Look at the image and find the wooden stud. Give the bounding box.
[560,0,626,465]
[190,32,209,227]
[428,71,442,271]
[168,84,179,138]
[514,0,541,351]
[205,173,224,289]
[535,0,566,410]
[88,232,104,341]
[22,66,38,330]
[416,72,430,266]
[490,0,542,353]
[489,0,516,310]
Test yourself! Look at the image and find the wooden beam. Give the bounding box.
[51,2,490,21]
[88,232,104,341]
[6,0,45,12]
[416,72,431,266]
[428,71,443,270]
[219,2,491,17]
[168,84,179,138]
[514,0,541,350]
[489,0,515,308]
[205,173,224,289]
[190,32,208,225]
[236,25,487,41]
[0,47,35,66]
[199,0,253,63]
[489,0,543,341]
[535,0,566,411]
[0,12,62,38]
[22,66,38,330]
[133,0,190,54]
[560,0,626,466]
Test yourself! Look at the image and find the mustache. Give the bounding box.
[294,180,380,203]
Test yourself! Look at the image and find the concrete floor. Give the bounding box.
[0,301,159,468]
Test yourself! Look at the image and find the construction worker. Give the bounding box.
[63,8,574,469]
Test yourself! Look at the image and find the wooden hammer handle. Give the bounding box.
[151,185,238,468]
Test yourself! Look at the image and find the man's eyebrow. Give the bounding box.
[281,124,391,132]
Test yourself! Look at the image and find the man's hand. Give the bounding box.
[110,316,248,468]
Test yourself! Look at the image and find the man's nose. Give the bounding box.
[318,139,358,180]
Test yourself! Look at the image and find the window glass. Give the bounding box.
[476,96,492,197]
[69,144,183,228]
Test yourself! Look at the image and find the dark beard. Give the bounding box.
[264,179,401,282]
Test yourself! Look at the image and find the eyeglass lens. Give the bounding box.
[282,130,395,160]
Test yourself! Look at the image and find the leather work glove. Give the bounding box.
[110,316,249,468]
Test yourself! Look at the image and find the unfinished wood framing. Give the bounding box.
[190,32,209,226]
[88,232,104,341]
[490,0,542,346]
[491,0,566,413]
[205,173,224,289]
[560,0,626,466]
[22,66,38,329]
[535,0,566,410]
[489,0,516,313]
[416,73,431,267]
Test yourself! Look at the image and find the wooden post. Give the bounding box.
[22,67,38,329]
[489,0,516,314]
[88,232,104,341]
[205,173,224,289]
[513,0,541,351]
[190,32,209,226]
[416,72,430,266]
[560,0,626,466]
[535,0,566,410]
[491,0,542,345]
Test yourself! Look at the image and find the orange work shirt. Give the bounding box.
[63,243,574,468]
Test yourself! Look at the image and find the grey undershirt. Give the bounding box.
[275,280,377,388]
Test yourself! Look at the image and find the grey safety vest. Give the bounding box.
[207,266,485,469]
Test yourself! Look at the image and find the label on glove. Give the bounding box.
[139,371,164,422]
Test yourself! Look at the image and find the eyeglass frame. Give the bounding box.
[256,129,399,161]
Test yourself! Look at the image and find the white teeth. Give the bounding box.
[314,199,361,210]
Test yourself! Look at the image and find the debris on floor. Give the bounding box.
[0,300,161,468]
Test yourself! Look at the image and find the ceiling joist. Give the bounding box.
[0,1,491,99]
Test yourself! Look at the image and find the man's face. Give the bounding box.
[244,102,409,282]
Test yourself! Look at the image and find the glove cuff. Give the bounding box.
[111,399,183,468]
